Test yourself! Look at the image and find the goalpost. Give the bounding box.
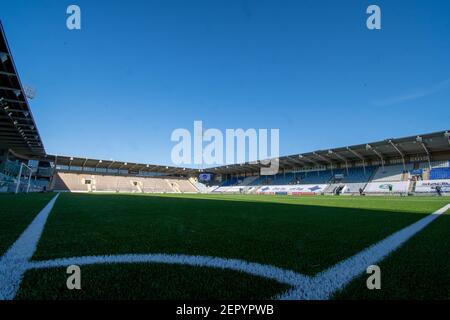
[15,162,33,194]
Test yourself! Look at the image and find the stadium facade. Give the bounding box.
[1,23,449,196]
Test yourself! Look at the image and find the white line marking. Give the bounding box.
[28,254,310,287]
[277,203,450,300]
[0,194,59,300]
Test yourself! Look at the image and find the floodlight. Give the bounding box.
[0,52,8,63]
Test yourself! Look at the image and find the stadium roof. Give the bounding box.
[43,130,450,177]
[207,130,450,175]
[42,154,200,176]
[0,22,45,158]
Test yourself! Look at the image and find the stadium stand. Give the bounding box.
[429,167,450,180]
[221,177,241,186]
[189,178,210,193]
[238,176,260,186]
[340,166,376,183]
[297,170,333,184]
[166,178,198,193]
[248,176,268,186]
[52,171,197,193]
[370,164,413,182]
[418,160,449,169]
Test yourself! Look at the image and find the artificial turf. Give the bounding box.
[32,193,448,275]
[0,193,54,256]
[4,193,449,299]
[16,264,287,300]
[334,212,450,300]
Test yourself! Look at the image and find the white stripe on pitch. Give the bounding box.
[0,194,59,300]
[28,253,310,287]
[278,203,450,300]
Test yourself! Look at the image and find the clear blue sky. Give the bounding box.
[1,0,449,166]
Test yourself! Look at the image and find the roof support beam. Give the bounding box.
[329,150,349,174]
[0,86,21,95]
[0,71,16,77]
[137,165,148,173]
[0,108,28,114]
[286,156,306,168]
[117,163,128,172]
[281,158,300,170]
[298,155,320,167]
[81,158,89,171]
[0,116,31,122]
[416,136,432,170]
[366,144,384,169]
[145,165,159,172]
[313,152,334,171]
[106,161,116,173]
[388,140,406,170]
[128,164,140,171]
[0,98,26,105]
[346,147,367,171]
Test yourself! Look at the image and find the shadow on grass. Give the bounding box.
[334,213,450,300]
[31,192,448,277]
[0,193,54,256]
[16,263,289,300]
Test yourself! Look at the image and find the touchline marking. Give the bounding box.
[277,203,450,300]
[0,194,60,300]
[0,196,448,300]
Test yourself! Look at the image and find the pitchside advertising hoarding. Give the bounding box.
[415,180,450,193]
[364,181,410,193]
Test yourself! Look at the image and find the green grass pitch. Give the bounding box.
[1,193,448,299]
[0,193,54,256]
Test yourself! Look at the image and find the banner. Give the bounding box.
[257,184,327,194]
[364,181,410,193]
[415,180,450,193]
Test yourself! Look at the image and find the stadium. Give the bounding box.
[1,2,450,303]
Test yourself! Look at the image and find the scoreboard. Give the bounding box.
[198,173,213,182]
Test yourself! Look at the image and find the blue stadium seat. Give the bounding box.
[429,167,450,180]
